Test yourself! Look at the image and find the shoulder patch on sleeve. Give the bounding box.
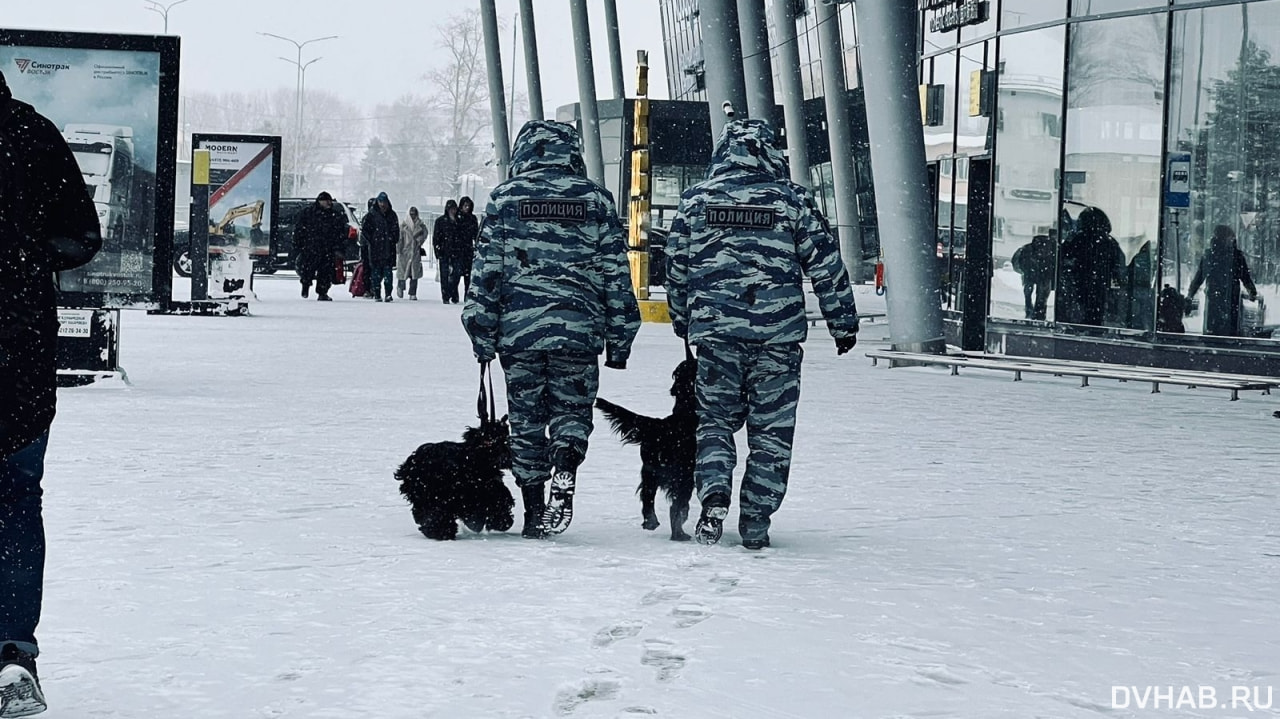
[518,198,588,223]
[706,205,777,230]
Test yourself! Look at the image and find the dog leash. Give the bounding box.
[477,361,496,424]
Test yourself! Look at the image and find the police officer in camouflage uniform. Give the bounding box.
[463,120,640,539]
[666,118,859,550]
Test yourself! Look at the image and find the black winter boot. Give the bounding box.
[521,484,547,539]
[542,448,582,536]
[694,493,731,546]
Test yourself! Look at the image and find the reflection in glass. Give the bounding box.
[1166,3,1280,340]
[1001,0,1067,29]
[1072,0,1170,15]
[991,26,1066,320]
[924,52,958,161]
[1060,14,1166,329]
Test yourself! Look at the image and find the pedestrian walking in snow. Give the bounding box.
[455,196,479,297]
[463,120,640,539]
[666,118,860,550]
[361,192,399,302]
[1056,207,1125,327]
[1188,225,1259,337]
[293,191,348,301]
[397,206,427,300]
[1,69,104,717]
[1012,231,1057,320]
[433,200,463,304]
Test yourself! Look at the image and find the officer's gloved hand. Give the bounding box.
[835,335,858,356]
[477,353,495,365]
[604,357,627,370]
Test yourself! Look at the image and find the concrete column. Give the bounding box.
[737,0,776,123]
[816,0,863,281]
[604,0,627,100]
[518,0,544,121]
[771,0,810,187]
[480,0,512,178]
[856,0,945,353]
[569,0,606,185]
[698,0,749,141]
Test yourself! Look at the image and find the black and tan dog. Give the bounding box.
[596,358,698,541]
[395,416,515,540]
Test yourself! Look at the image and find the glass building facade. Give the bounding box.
[657,0,876,262]
[926,0,1280,353]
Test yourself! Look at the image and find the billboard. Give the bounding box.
[0,29,178,309]
[191,134,282,299]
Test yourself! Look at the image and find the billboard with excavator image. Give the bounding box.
[192,134,282,300]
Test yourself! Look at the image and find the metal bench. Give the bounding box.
[865,350,1279,401]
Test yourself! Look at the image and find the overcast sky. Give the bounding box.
[3,0,669,111]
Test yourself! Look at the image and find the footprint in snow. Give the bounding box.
[551,676,623,716]
[592,621,644,648]
[710,572,740,593]
[641,639,687,683]
[640,586,685,606]
[671,604,711,628]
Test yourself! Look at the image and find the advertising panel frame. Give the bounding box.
[190,133,283,299]
[0,27,179,310]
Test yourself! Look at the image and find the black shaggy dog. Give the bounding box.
[596,358,698,541]
[395,416,515,540]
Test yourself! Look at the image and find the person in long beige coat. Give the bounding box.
[396,206,428,299]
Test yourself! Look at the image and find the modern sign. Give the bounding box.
[1165,152,1191,209]
[190,134,282,300]
[923,0,990,33]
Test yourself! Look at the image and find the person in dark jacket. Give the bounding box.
[361,192,399,302]
[1,69,103,716]
[1188,224,1258,337]
[455,196,479,297]
[432,200,463,304]
[1012,231,1057,320]
[1055,207,1125,326]
[293,191,347,301]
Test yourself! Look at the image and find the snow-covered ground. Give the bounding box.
[35,273,1280,718]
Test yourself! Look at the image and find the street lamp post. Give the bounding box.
[144,0,190,33]
[258,32,338,195]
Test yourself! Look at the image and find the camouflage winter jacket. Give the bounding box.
[462,121,640,364]
[666,119,859,345]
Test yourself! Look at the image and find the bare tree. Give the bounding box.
[427,10,494,198]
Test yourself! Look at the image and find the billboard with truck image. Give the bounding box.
[0,28,179,308]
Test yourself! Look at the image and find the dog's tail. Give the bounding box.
[595,398,663,446]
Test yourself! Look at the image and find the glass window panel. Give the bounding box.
[925,52,959,160]
[991,25,1066,321]
[1072,0,1169,15]
[960,0,999,43]
[938,158,959,308]
[1166,1,1280,340]
[1059,14,1166,330]
[1001,0,1067,30]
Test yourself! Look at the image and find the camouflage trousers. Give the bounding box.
[499,351,599,487]
[694,341,802,540]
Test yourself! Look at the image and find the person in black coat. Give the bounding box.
[293,191,347,301]
[432,199,463,304]
[361,192,400,302]
[1055,207,1126,326]
[1012,231,1057,320]
[1188,224,1258,337]
[456,195,479,298]
[1,69,103,712]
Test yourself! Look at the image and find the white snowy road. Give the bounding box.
[36,275,1280,718]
